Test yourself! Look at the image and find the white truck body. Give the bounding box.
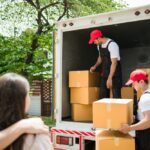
[52,4,150,150]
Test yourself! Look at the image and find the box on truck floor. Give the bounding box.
[71,103,92,121]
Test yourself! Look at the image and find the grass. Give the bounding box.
[42,116,55,128]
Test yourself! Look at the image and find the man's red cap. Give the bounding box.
[88,29,103,44]
[126,69,148,85]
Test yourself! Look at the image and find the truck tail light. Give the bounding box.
[56,135,73,146]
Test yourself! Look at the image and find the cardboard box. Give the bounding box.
[110,87,134,99]
[93,98,133,129]
[72,104,92,121]
[96,130,135,150]
[121,87,134,99]
[70,87,100,104]
[69,70,100,87]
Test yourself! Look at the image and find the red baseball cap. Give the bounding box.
[89,29,103,44]
[126,69,148,85]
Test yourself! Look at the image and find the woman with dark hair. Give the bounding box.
[0,73,53,150]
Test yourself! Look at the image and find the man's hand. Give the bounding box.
[107,77,112,89]
[119,124,131,134]
[90,65,96,72]
[19,118,49,134]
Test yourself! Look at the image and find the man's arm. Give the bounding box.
[90,56,102,72]
[130,110,150,130]
[0,118,49,150]
[119,110,150,133]
[107,58,118,88]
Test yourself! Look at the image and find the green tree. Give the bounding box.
[0,0,126,80]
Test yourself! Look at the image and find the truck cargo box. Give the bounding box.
[55,5,150,121]
[52,5,150,150]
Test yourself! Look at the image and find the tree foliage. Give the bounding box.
[0,0,125,80]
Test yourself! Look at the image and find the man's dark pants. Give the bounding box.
[99,77,122,99]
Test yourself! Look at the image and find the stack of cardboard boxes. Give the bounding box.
[69,70,100,121]
[93,98,135,150]
[69,70,137,149]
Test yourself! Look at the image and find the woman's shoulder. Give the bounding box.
[23,134,53,150]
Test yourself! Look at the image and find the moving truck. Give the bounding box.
[51,4,150,150]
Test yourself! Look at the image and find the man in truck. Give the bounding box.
[89,29,122,98]
[119,69,150,150]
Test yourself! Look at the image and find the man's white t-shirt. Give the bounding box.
[97,38,120,60]
[137,89,150,121]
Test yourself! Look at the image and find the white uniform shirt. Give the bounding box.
[97,38,120,60]
[137,89,150,121]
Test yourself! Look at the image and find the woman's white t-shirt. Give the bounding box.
[23,134,53,150]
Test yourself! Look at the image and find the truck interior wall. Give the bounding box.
[62,19,150,119]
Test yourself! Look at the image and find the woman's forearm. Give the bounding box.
[0,121,24,150]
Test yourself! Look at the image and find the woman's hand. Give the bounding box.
[20,118,49,134]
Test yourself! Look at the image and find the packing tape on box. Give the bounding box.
[106,102,112,112]
[107,119,112,128]
[114,138,120,146]
[76,82,81,87]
